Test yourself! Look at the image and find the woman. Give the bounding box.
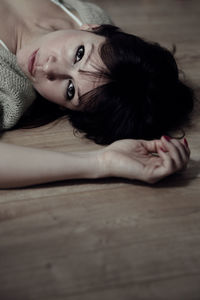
[0,0,192,188]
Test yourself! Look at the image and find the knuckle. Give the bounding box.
[171,139,179,146]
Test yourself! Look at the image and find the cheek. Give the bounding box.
[33,80,65,104]
[40,31,75,53]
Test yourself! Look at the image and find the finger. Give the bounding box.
[157,145,176,172]
[178,138,191,170]
[168,137,190,162]
[161,136,189,170]
[161,136,183,169]
[170,138,190,162]
[160,136,190,157]
[181,138,191,156]
[170,139,188,161]
[146,137,190,184]
[141,139,163,153]
[146,148,176,183]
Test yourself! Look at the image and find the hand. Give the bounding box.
[99,136,190,184]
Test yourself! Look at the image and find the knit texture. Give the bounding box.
[0,48,36,129]
[0,0,113,130]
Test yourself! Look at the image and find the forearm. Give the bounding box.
[0,142,104,188]
[0,137,188,188]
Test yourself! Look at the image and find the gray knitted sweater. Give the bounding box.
[0,0,112,130]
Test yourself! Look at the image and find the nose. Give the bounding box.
[43,55,70,79]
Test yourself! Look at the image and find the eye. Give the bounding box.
[75,45,85,63]
[66,80,75,101]
[66,46,84,101]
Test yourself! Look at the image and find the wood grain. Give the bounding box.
[0,0,200,299]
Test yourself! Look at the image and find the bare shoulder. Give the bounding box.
[7,0,79,30]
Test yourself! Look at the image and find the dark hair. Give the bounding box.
[66,25,195,144]
[14,25,195,145]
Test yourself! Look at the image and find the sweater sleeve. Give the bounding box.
[0,48,36,130]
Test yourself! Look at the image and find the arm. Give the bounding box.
[0,136,190,189]
[0,142,103,188]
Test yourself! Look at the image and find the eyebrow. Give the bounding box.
[77,43,94,101]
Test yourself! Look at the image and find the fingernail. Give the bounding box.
[184,138,188,147]
[163,135,171,142]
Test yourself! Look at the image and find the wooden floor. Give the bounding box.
[1,0,200,299]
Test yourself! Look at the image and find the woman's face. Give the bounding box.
[16,28,107,110]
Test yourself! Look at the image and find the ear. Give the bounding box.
[80,24,100,31]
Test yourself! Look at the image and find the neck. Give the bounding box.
[15,18,54,56]
[15,15,79,56]
[2,0,80,55]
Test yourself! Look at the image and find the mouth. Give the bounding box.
[28,49,39,76]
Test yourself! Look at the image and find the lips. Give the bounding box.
[28,49,39,76]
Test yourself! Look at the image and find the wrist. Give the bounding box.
[69,149,108,180]
[95,148,113,179]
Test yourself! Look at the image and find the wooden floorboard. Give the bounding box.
[0,0,200,299]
